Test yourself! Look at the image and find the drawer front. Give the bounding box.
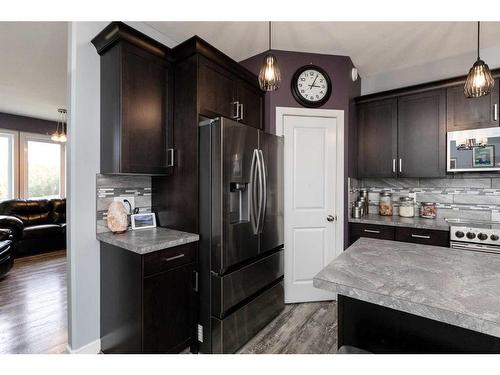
[395,227,449,247]
[144,242,197,277]
[211,280,284,354]
[211,249,284,318]
[350,223,395,244]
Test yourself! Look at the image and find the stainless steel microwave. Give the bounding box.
[448,127,500,172]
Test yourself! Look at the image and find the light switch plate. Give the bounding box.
[113,196,135,211]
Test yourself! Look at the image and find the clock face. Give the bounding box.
[291,66,332,107]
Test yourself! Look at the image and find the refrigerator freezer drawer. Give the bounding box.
[211,249,284,318]
[211,280,284,354]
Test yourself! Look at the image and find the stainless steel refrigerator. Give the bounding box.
[198,117,284,353]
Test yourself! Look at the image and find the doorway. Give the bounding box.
[276,107,344,304]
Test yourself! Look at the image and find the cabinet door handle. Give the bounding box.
[239,103,244,121]
[167,148,175,167]
[411,234,431,239]
[494,104,498,122]
[193,270,199,292]
[232,101,240,120]
[364,229,381,234]
[392,159,396,174]
[399,158,403,173]
[163,253,185,262]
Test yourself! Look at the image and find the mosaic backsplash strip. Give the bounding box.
[349,176,500,222]
[96,174,152,233]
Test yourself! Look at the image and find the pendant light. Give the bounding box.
[50,108,67,143]
[258,21,281,91]
[464,22,495,98]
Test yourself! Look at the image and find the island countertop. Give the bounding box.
[313,238,500,338]
[96,227,199,254]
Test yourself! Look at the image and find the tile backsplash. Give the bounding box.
[96,174,152,233]
[349,176,500,222]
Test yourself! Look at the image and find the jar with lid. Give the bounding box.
[379,192,393,216]
[399,196,415,218]
[420,202,437,219]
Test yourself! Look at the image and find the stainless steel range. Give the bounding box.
[450,224,500,254]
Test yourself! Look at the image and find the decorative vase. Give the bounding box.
[107,201,128,234]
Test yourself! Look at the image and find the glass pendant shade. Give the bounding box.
[50,108,67,143]
[258,53,281,91]
[464,59,495,98]
[464,22,495,98]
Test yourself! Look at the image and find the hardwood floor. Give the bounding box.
[238,301,338,354]
[0,250,67,354]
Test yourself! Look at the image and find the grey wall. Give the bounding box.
[241,50,361,247]
[67,21,177,353]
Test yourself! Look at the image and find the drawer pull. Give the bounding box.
[364,229,381,234]
[163,253,185,262]
[411,234,431,239]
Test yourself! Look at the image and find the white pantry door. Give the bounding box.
[277,108,344,303]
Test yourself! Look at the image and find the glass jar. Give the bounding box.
[399,197,415,218]
[379,192,393,216]
[420,202,437,219]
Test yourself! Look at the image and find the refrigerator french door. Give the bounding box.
[199,117,284,353]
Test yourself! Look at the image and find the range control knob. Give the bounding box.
[478,233,488,241]
[491,234,499,241]
[466,232,476,239]
[455,231,465,238]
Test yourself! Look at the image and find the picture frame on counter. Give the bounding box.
[473,145,495,168]
[131,213,157,230]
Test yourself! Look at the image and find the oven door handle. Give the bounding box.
[450,242,500,255]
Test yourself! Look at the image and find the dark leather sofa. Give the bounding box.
[0,199,66,256]
[0,227,14,278]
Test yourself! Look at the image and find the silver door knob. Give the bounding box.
[327,215,335,222]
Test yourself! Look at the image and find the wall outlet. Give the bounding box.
[113,196,135,212]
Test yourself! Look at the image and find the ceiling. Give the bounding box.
[0,22,67,121]
[2,21,500,121]
[148,21,500,77]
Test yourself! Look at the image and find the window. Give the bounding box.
[20,133,65,199]
[0,129,65,202]
[0,130,18,201]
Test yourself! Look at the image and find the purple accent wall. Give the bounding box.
[241,50,361,248]
[0,112,57,135]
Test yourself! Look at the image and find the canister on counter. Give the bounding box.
[379,192,393,216]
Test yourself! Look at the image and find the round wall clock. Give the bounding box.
[291,65,332,108]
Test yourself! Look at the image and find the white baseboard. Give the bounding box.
[66,339,101,354]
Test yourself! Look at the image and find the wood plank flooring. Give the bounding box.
[0,250,67,354]
[238,301,338,354]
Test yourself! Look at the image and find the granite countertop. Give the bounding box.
[313,238,500,338]
[349,213,450,231]
[96,227,199,255]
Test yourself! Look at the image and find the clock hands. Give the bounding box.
[309,74,319,90]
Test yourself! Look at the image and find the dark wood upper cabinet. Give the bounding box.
[237,80,264,129]
[446,79,499,131]
[357,99,398,178]
[397,89,446,178]
[198,58,237,119]
[92,22,173,175]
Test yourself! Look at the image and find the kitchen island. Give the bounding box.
[313,238,500,353]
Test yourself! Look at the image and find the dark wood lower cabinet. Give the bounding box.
[338,295,500,353]
[100,242,198,354]
[349,223,449,247]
